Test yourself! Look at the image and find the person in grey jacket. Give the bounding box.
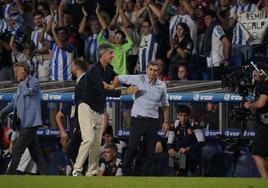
[0,62,48,175]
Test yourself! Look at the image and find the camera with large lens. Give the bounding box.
[222,65,256,122]
[222,65,254,96]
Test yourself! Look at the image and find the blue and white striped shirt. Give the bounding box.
[15,52,40,77]
[31,27,52,49]
[50,42,74,81]
[2,2,17,20]
[118,74,169,119]
[230,3,256,45]
[0,19,8,33]
[138,33,158,72]
[84,34,98,63]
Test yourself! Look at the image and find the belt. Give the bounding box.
[133,115,158,120]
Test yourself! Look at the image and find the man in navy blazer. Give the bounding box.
[0,62,48,175]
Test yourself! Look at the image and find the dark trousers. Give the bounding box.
[66,128,82,163]
[6,127,49,175]
[66,128,88,174]
[123,117,160,176]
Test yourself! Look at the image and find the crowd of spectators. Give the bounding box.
[0,0,267,82]
[0,0,267,176]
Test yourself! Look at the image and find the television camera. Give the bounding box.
[222,62,260,132]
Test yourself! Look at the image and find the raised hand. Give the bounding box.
[115,0,122,14]
[96,3,101,14]
[82,6,88,17]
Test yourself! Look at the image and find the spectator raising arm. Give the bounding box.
[15,0,25,15]
[96,3,108,30]
[159,0,171,23]
[51,22,72,52]
[147,2,161,18]
[145,3,158,34]
[135,6,146,19]
[118,0,133,28]
[58,0,67,27]
[78,6,89,35]
[110,0,121,29]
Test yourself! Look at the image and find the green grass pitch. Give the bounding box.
[1,176,268,188]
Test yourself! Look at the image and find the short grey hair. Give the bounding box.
[104,143,118,154]
[97,43,114,59]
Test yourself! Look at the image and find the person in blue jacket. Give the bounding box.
[0,62,48,175]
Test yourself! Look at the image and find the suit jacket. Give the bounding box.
[74,74,86,106]
[80,62,121,114]
[0,76,43,129]
[73,74,86,122]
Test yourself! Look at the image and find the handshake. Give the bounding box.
[102,81,138,95]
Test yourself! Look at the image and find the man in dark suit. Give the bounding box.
[0,62,48,175]
[56,58,88,156]
[55,58,88,175]
[66,58,88,163]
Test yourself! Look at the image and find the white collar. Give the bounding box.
[76,73,85,84]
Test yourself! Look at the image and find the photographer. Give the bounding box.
[244,64,268,178]
[167,105,205,176]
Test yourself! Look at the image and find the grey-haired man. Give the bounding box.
[0,62,48,175]
[112,61,170,176]
[72,44,137,176]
